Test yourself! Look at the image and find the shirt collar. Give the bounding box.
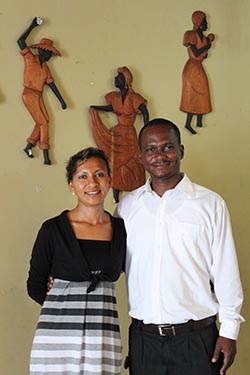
[135,173,195,199]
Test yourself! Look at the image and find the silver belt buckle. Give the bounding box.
[158,325,176,336]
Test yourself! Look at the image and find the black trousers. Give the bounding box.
[127,320,224,375]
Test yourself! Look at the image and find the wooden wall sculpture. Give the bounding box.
[180,11,215,135]
[89,66,149,202]
[17,17,67,165]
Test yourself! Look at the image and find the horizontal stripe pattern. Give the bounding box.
[30,279,122,375]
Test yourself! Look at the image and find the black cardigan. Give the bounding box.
[27,210,126,305]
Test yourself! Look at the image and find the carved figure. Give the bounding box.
[17,17,67,165]
[180,11,215,135]
[90,66,149,202]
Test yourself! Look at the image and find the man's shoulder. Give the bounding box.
[116,185,145,217]
[121,184,145,202]
[194,181,223,198]
[190,180,226,208]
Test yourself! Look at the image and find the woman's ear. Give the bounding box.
[69,182,74,193]
[108,176,112,188]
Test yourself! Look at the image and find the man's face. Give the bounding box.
[38,48,53,62]
[139,124,184,182]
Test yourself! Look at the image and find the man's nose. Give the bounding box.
[155,148,166,158]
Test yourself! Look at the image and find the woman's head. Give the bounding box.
[117,66,133,90]
[66,147,111,184]
[192,10,206,30]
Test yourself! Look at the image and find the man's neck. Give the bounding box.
[151,174,183,197]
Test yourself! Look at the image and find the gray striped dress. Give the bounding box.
[30,279,122,375]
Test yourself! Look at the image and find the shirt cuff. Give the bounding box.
[219,319,242,340]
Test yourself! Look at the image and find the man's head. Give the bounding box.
[138,118,184,191]
[138,118,181,149]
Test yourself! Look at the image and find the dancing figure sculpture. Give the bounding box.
[17,17,67,164]
[90,66,149,202]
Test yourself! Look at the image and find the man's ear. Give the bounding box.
[138,150,143,165]
[180,144,184,160]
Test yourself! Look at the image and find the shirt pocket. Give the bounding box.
[168,221,202,259]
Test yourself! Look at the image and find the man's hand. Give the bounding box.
[212,336,236,375]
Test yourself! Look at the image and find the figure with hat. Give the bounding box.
[17,17,67,165]
[89,66,149,203]
[180,11,215,135]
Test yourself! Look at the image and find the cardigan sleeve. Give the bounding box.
[27,222,54,305]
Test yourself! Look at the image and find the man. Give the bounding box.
[116,118,244,375]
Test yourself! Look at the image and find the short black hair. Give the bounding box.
[66,147,111,183]
[138,118,181,149]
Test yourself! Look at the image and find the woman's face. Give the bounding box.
[114,72,126,89]
[69,157,111,208]
[200,17,208,31]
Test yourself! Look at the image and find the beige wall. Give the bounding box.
[0,0,249,374]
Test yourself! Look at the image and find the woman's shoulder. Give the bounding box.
[41,210,69,229]
[183,30,197,46]
[105,211,126,232]
[105,211,123,223]
[105,91,119,101]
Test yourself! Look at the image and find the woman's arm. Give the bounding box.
[188,40,212,57]
[188,37,212,57]
[139,103,149,126]
[90,104,113,112]
[27,223,54,305]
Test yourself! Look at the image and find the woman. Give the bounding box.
[180,11,215,135]
[27,147,126,375]
[90,66,149,202]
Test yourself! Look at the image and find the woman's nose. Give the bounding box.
[88,175,98,185]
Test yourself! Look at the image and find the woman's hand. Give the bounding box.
[47,275,54,293]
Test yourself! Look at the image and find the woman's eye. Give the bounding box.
[96,172,104,178]
[79,174,87,179]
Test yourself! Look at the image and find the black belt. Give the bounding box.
[132,315,216,337]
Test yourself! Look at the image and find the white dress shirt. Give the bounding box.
[116,174,244,340]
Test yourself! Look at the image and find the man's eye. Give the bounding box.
[163,146,171,151]
[146,147,155,153]
[163,145,174,152]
